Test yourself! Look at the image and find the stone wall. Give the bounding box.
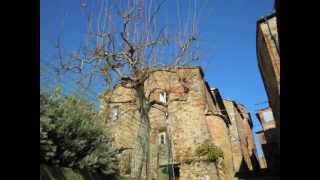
[205,114,234,180]
[255,107,279,173]
[102,86,142,177]
[223,100,243,174]
[223,100,259,176]
[258,157,267,170]
[256,14,280,147]
[102,67,260,180]
[206,89,234,180]
[236,104,260,170]
[180,161,219,180]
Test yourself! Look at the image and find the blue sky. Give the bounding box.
[41,0,274,157]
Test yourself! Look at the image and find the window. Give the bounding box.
[159,132,166,145]
[159,91,167,104]
[110,106,119,121]
[263,111,274,122]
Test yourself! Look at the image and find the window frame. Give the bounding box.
[159,91,167,104]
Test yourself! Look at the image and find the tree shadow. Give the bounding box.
[40,164,66,180]
[40,164,120,180]
[77,169,117,180]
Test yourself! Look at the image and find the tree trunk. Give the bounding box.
[135,84,151,180]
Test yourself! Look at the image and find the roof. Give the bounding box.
[222,98,246,109]
[257,11,276,25]
[257,107,272,113]
[222,98,235,103]
[208,87,231,124]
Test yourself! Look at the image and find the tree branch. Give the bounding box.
[149,0,168,26]
[174,35,197,66]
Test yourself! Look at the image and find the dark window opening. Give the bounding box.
[161,165,180,180]
[160,133,165,144]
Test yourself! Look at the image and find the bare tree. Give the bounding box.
[56,0,203,179]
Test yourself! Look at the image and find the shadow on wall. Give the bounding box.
[263,128,278,145]
[40,164,119,180]
[234,153,280,180]
[236,149,260,174]
[259,128,280,174]
[261,143,280,173]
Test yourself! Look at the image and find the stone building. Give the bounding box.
[222,99,260,177]
[256,12,280,147]
[256,107,280,174]
[101,67,259,180]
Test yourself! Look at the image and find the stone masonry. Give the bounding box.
[101,67,260,180]
[256,13,280,148]
[222,99,260,177]
[255,107,279,174]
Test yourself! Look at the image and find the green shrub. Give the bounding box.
[195,140,223,162]
[40,90,119,175]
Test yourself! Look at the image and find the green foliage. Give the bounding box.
[195,140,224,162]
[40,91,119,175]
[54,86,62,95]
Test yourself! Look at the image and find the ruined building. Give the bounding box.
[222,99,260,177]
[256,12,280,148]
[101,67,259,180]
[256,107,280,174]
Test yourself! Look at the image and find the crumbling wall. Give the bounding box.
[180,161,219,180]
